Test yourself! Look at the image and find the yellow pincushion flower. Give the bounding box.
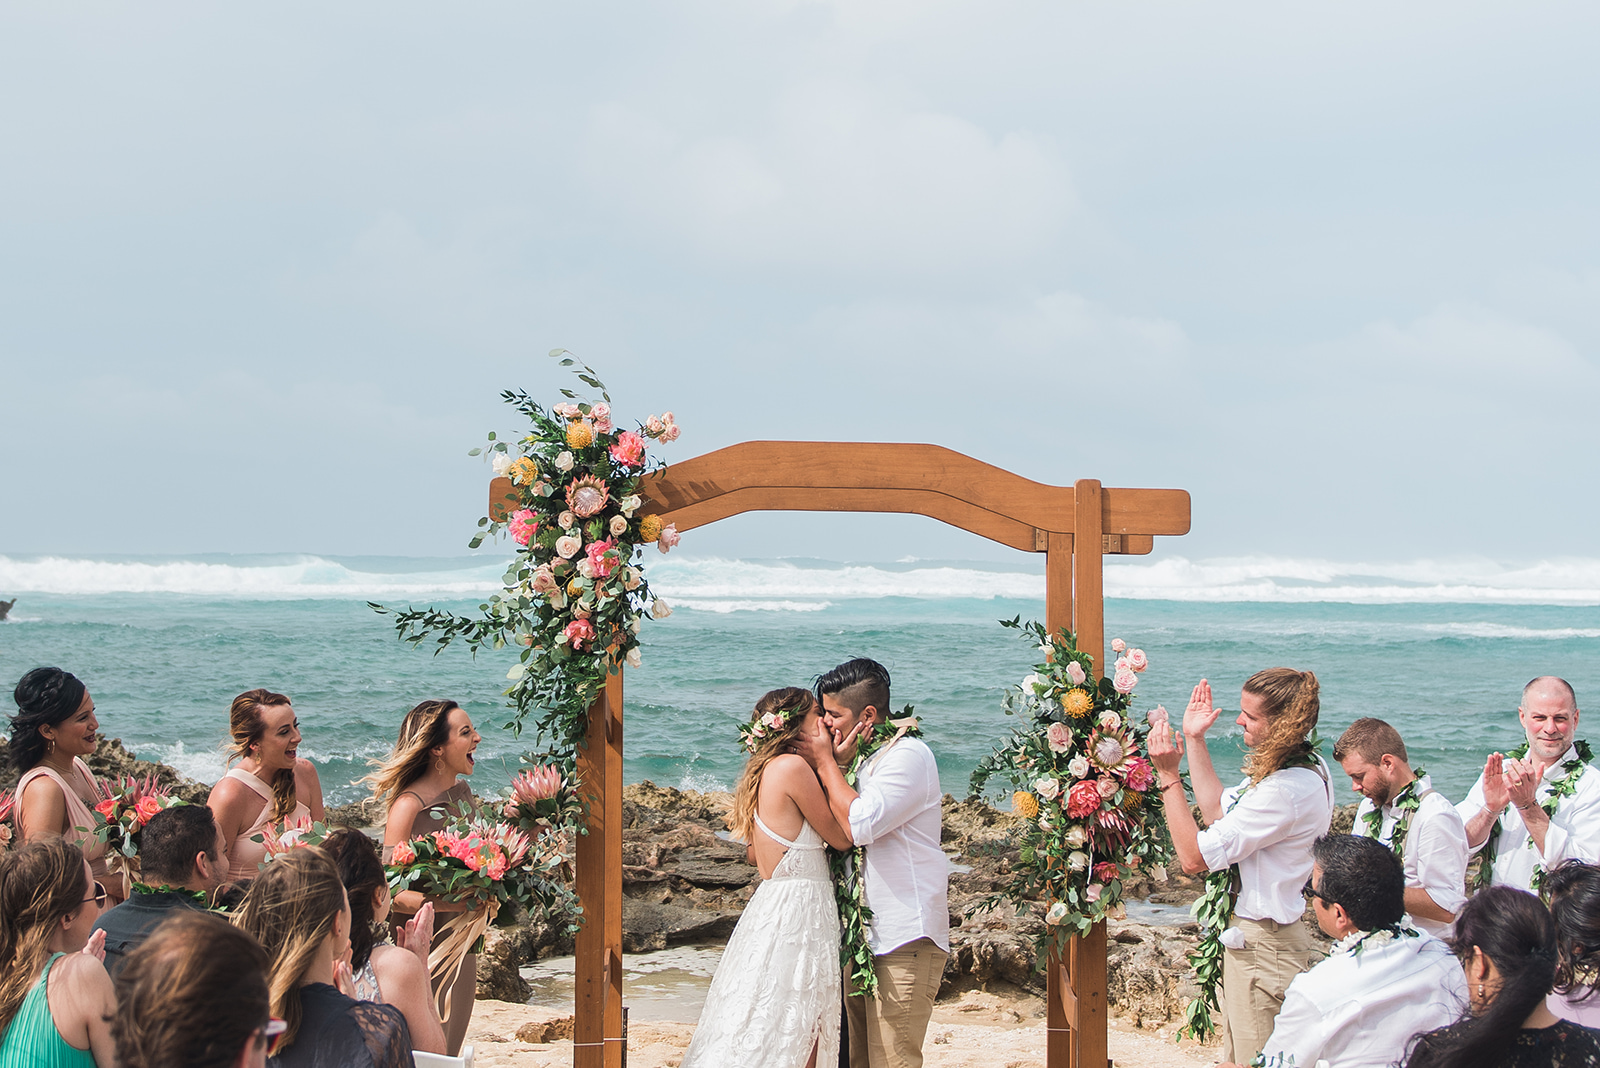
[567,578,585,597]
[639,514,664,543]
[1061,689,1093,719]
[508,457,540,486]
[566,421,595,449]
[1012,790,1040,820]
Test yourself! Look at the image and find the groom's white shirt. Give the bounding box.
[850,735,949,956]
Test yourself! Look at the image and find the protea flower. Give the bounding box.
[566,475,610,518]
[1094,806,1132,848]
[1088,728,1133,773]
[512,767,563,805]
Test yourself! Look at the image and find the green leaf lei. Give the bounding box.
[1356,769,1426,865]
[1178,734,1325,1043]
[129,881,212,907]
[831,708,923,999]
[1475,739,1594,892]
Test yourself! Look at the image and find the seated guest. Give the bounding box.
[1545,860,1600,1027]
[1335,717,1469,937]
[1406,885,1600,1068]
[321,827,446,1053]
[232,846,413,1068]
[0,836,116,1067]
[112,911,278,1068]
[1225,834,1466,1068]
[92,804,228,977]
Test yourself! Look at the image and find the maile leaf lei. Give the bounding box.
[830,708,922,999]
[1476,740,1593,892]
[1179,735,1324,1043]
[1357,769,1426,865]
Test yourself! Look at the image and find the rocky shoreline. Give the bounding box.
[8,737,1362,1039]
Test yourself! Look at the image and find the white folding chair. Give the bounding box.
[412,1044,474,1068]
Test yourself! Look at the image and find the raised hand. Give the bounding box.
[1505,755,1541,812]
[1147,715,1185,776]
[1182,679,1222,739]
[334,959,357,998]
[398,901,435,973]
[833,718,870,767]
[80,927,106,962]
[1482,752,1510,812]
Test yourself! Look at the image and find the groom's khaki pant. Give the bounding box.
[846,938,948,1068]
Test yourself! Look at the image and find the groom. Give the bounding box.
[800,657,949,1068]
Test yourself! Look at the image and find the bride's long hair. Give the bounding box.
[727,688,817,845]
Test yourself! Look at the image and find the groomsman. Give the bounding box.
[1333,718,1467,937]
[1456,677,1600,891]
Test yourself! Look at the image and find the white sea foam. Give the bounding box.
[6,553,1600,606]
[156,741,230,786]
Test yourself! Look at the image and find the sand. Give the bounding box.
[461,992,1219,1067]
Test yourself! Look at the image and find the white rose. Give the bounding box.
[609,515,628,536]
[623,567,642,591]
[556,535,582,559]
[1097,710,1122,731]
[1153,864,1168,884]
[576,559,595,579]
[491,453,514,476]
[1045,901,1069,925]
[1064,824,1087,848]
[1068,851,1089,872]
[626,646,642,669]
[1033,777,1061,801]
[1022,673,1043,692]
[559,510,575,530]
[1068,755,1090,779]
[554,451,574,472]
[651,599,672,619]
[629,616,642,634]
[620,494,642,517]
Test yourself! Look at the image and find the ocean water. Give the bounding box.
[3,553,1600,809]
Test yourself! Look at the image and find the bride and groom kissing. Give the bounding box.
[680,658,951,1068]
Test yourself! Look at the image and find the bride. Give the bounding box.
[682,687,853,1068]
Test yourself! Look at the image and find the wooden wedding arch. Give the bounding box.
[491,441,1190,1068]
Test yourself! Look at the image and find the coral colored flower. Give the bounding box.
[564,618,596,650]
[1113,668,1138,694]
[1065,661,1087,686]
[509,509,539,546]
[1111,638,1126,653]
[487,856,508,880]
[134,796,162,825]
[1061,690,1093,719]
[1127,648,1148,672]
[657,524,680,553]
[585,539,619,578]
[1046,722,1072,754]
[1120,757,1155,792]
[556,535,582,559]
[609,430,646,468]
[1065,780,1102,818]
[390,840,417,865]
[95,798,117,819]
[1093,861,1120,883]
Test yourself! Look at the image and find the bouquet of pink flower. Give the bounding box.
[387,813,574,922]
[90,774,186,861]
[0,789,14,853]
[251,816,331,864]
[499,764,583,838]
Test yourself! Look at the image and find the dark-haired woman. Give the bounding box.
[0,836,116,1068]
[206,688,325,883]
[112,911,275,1068]
[9,667,117,903]
[322,827,446,1054]
[1546,860,1600,1028]
[1407,885,1600,1068]
[1149,670,1335,1064]
[365,699,480,1056]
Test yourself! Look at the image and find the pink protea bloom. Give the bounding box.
[585,539,619,579]
[509,509,539,546]
[609,430,646,468]
[1065,779,1102,819]
[512,767,563,804]
[564,618,597,650]
[1093,861,1120,883]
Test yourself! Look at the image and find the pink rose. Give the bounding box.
[585,538,619,578]
[390,840,417,866]
[564,618,596,650]
[508,509,539,546]
[609,430,646,468]
[1097,777,1119,799]
[556,535,582,559]
[590,403,613,433]
[657,524,680,553]
[1046,722,1072,754]
[1085,883,1103,903]
[552,402,580,419]
[1093,861,1120,883]
[1113,668,1138,694]
[1065,780,1102,819]
[1065,661,1087,686]
[1110,638,1126,653]
[1127,648,1148,672]
[531,566,558,595]
[134,796,162,825]
[1120,756,1155,792]
[663,423,681,442]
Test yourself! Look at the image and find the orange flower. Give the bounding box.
[639,515,664,543]
[565,421,595,449]
[1061,690,1093,719]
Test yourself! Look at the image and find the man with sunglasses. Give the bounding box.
[1222,835,1466,1068]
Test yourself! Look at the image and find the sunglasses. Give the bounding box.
[258,1018,288,1057]
[82,882,107,909]
[1302,879,1332,905]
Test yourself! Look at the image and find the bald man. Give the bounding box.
[1457,676,1600,892]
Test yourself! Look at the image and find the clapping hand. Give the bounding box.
[80,928,106,962]
[1183,679,1222,739]
[1505,755,1541,812]
[1482,753,1511,812]
[334,959,357,998]
[397,901,435,974]
[1146,706,1184,776]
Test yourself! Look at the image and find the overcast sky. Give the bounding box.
[3,2,1597,564]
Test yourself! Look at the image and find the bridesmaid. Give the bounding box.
[9,667,119,903]
[366,699,481,1057]
[206,688,325,882]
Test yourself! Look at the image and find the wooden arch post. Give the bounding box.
[491,442,1189,1068]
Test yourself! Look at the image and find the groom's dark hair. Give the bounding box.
[815,658,891,720]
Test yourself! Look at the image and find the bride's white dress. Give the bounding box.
[680,812,841,1068]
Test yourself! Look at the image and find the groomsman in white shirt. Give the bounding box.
[1222,834,1467,1068]
[1334,717,1468,938]
[801,658,949,1068]
[1456,677,1600,891]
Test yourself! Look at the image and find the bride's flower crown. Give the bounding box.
[738,704,806,754]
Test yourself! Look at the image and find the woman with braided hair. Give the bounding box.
[1148,669,1335,1064]
[206,688,325,882]
[8,667,118,903]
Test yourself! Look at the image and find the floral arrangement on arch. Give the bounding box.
[90,775,188,895]
[969,618,1172,959]
[372,352,681,755]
